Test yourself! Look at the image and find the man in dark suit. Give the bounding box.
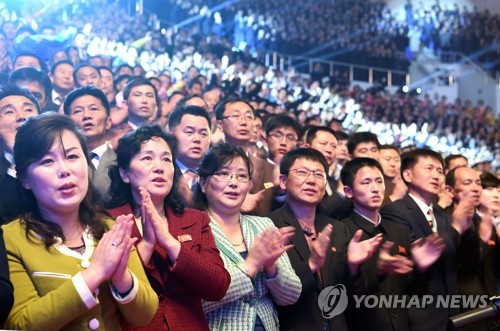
[380,149,479,331]
[64,86,116,207]
[168,105,212,205]
[269,148,382,331]
[445,166,499,330]
[0,85,40,223]
[305,126,352,219]
[215,97,271,215]
[8,67,58,113]
[341,157,443,331]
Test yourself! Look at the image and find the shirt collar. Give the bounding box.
[91,143,109,160]
[354,209,381,227]
[409,193,433,215]
[127,121,139,130]
[4,151,16,178]
[175,159,197,174]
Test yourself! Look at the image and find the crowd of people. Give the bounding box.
[160,0,499,75]
[0,0,498,330]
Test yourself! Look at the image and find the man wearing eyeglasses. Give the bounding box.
[215,97,274,215]
[268,148,382,331]
[264,114,301,209]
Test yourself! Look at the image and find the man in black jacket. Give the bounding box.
[341,157,443,331]
[0,85,40,223]
[269,148,382,331]
[380,149,480,331]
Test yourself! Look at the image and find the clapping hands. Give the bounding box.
[347,230,382,275]
[245,226,294,277]
[82,214,137,293]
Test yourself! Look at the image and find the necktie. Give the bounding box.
[427,208,437,233]
[89,152,99,170]
[184,169,198,189]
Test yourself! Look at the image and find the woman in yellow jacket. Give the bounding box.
[2,113,158,330]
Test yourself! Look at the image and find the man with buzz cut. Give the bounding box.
[64,86,115,207]
[168,105,212,205]
[380,148,480,331]
[73,64,102,89]
[341,157,443,331]
[108,77,159,149]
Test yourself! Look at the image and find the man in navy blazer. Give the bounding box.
[380,149,480,331]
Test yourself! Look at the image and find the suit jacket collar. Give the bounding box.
[96,146,115,172]
[403,195,434,236]
[282,203,331,262]
[0,154,9,178]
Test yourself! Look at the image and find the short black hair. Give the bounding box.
[0,84,41,113]
[50,60,74,75]
[305,126,337,145]
[214,97,254,121]
[13,52,46,72]
[168,105,211,131]
[280,148,328,175]
[401,148,444,186]
[187,79,202,90]
[265,114,301,137]
[479,172,500,189]
[347,132,380,155]
[115,64,133,76]
[114,74,131,89]
[341,157,384,188]
[168,91,184,103]
[176,94,207,109]
[123,77,159,107]
[73,64,101,87]
[9,67,53,100]
[379,144,400,153]
[444,154,468,172]
[334,130,349,141]
[63,85,110,116]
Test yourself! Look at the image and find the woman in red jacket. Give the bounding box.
[107,125,230,330]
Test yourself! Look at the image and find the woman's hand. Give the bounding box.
[135,188,157,264]
[141,189,181,262]
[81,215,137,293]
[109,216,138,293]
[245,227,294,277]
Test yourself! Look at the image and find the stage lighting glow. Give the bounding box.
[416,88,422,94]
[402,86,409,93]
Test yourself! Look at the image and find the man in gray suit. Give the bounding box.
[64,86,116,207]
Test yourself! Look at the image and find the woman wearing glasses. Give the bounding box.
[194,143,301,331]
[107,125,230,330]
